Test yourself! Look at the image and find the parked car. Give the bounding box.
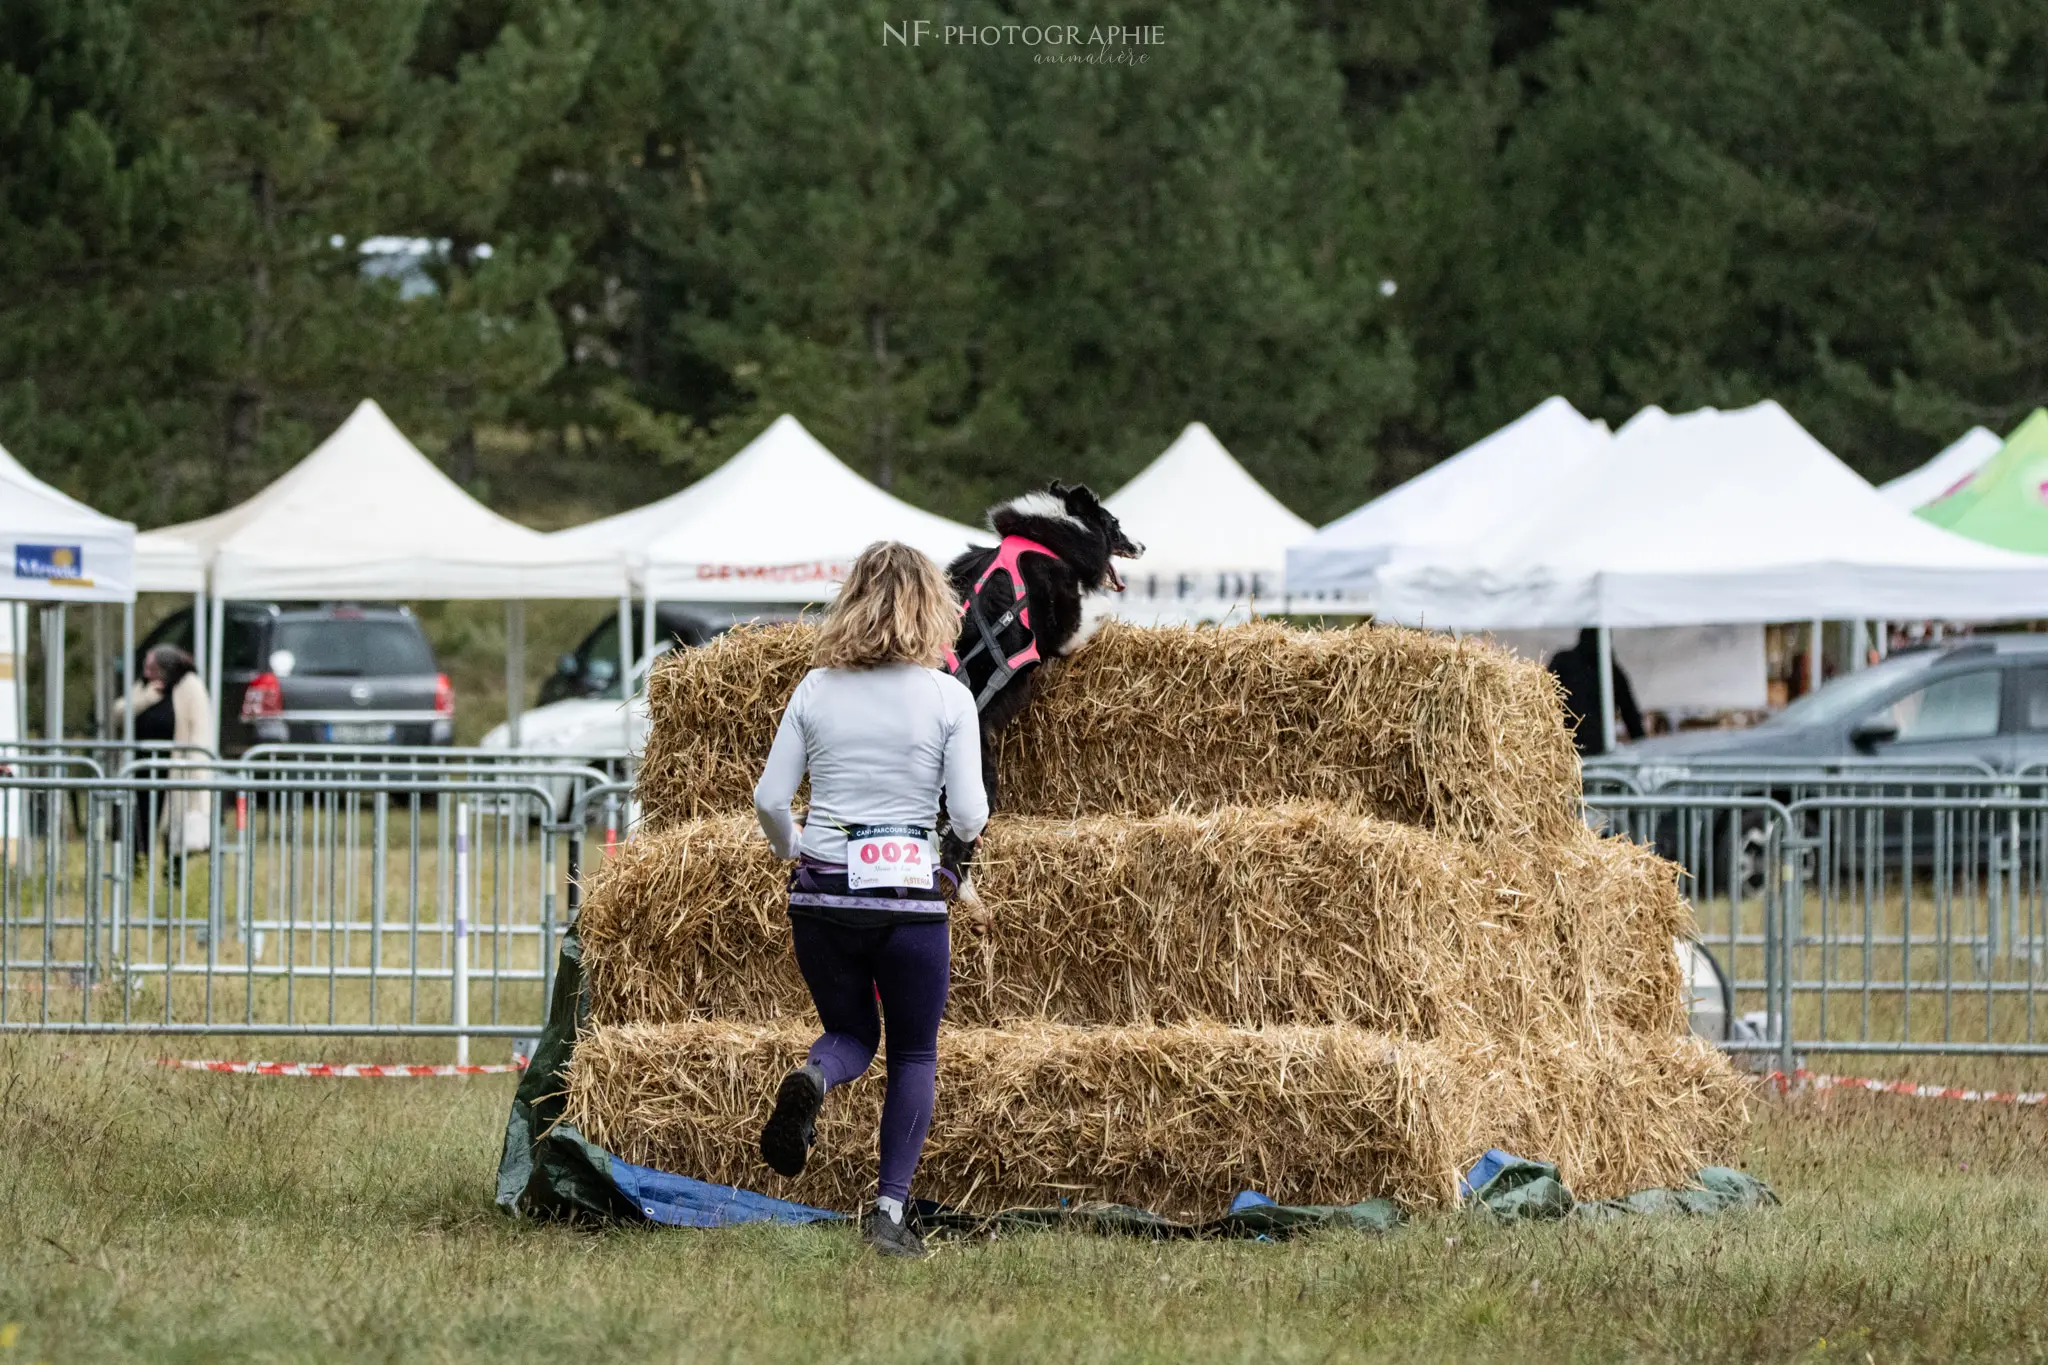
[1592,635,2048,884]
[1609,635,2048,775]
[137,603,453,756]
[537,604,771,706]
[485,651,653,759]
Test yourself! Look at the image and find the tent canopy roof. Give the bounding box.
[1880,427,2002,510]
[1914,410,2048,551]
[1371,401,2048,628]
[624,415,986,601]
[1104,423,1312,585]
[0,440,136,603]
[1286,397,1610,595]
[149,400,621,599]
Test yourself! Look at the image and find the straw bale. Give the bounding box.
[1453,1031,1754,1198]
[576,807,1686,1037]
[635,620,1579,840]
[566,1019,1470,1216]
[563,1020,1749,1217]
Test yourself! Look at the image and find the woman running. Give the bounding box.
[752,540,986,1258]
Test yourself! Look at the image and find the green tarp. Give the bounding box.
[1917,408,2048,551]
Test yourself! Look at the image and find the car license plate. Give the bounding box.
[327,723,395,744]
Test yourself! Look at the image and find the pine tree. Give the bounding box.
[970,0,1414,521]
[0,0,192,519]
[654,0,997,504]
[132,0,595,510]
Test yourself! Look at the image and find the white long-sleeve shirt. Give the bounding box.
[752,664,988,865]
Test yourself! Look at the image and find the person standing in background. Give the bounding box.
[1546,628,1645,757]
[113,644,217,877]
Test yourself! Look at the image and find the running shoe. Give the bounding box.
[862,1209,929,1259]
[758,1062,825,1177]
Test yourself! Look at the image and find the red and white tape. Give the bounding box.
[1768,1067,2048,1106]
[156,1058,528,1078]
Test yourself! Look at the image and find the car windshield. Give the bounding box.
[271,619,436,677]
[1760,651,1940,729]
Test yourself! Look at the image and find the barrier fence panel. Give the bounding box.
[1779,795,2046,1057]
[0,769,573,1040]
[1584,794,1791,1058]
[1589,774,2048,1060]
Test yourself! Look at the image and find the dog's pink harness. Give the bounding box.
[947,535,1057,711]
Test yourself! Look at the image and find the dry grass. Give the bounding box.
[635,620,1581,840]
[563,1019,1749,1218]
[576,806,1691,1039]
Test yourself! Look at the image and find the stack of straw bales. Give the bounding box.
[566,620,1747,1217]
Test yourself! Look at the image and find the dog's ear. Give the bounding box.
[1047,480,1071,499]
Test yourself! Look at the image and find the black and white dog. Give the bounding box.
[940,482,1143,898]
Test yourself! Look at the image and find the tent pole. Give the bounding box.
[192,588,208,691]
[1875,622,1889,661]
[15,605,27,750]
[94,604,109,739]
[121,602,135,745]
[1809,619,1824,694]
[45,604,66,745]
[207,595,225,735]
[641,593,656,672]
[1596,624,1616,755]
[616,595,633,754]
[504,601,525,749]
[1850,618,1865,672]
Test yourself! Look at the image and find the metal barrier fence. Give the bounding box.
[0,746,641,1053]
[1589,769,2048,1063]
[5,742,2046,1062]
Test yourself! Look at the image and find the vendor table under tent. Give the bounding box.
[551,414,986,685]
[139,400,627,749]
[1284,398,1765,718]
[1101,422,1313,624]
[1355,400,2048,749]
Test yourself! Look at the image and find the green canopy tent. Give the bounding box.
[1918,409,2048,550]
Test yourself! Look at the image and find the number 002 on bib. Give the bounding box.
[844,824,937,891]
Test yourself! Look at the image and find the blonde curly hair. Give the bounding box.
[813,541,959,671]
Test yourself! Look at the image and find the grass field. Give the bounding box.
[4,1038,2047,1363]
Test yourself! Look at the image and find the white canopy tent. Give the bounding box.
[0,440,140,752]
[1879,427,2001,509]
[147,399,627,743]
[1102,422,1313,624]
[1285,398,1761,712]
[630,415,985,602]
[155,400,620,601]
[1368,402,2048,629]
[1365,402,2048,748]
[133,529,206,593]
[553,414,985,699]
[1285,396,1612,601]
[0,442,136,605]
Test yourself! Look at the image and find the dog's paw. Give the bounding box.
[955,876,983,909]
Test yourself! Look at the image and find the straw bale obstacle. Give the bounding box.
[564,620,1749,1215]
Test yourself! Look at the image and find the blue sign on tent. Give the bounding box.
[15,544,88,582]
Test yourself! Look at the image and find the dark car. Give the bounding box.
[1591,635,2048,886]
[536,604,797,705]
[1608,635,2048,775]
[137,603,453,756]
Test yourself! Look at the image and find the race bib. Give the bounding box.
[845,824,936,891]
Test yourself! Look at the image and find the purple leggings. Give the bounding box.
[789,916,950,1204]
